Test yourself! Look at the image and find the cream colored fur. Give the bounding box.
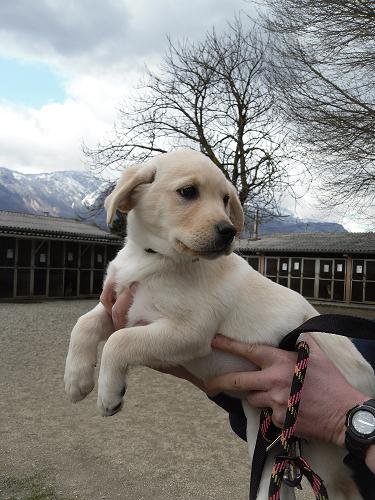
[65,149,374,500]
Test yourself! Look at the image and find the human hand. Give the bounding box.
[206,334,367,447]
[100,277,137,330]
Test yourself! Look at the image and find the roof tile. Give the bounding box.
[237,233,375,254]
[0,211,121,243]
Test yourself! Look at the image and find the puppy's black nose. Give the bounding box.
[215,221,236,244]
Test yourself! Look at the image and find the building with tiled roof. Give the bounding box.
[237,233,375,305]
[237,233,375,255]
[0,211,122,300]
[1,210,374,305]
[0,210,120,243]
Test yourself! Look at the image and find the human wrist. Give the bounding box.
[331,390,369,448]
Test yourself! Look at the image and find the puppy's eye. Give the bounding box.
[223,194,230,207]
[177,186,198,200]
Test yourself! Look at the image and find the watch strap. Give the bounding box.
[345,433,368,460]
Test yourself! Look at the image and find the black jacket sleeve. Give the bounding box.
[208,393,247,441]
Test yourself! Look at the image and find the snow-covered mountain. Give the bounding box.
[0,167,108,227]
[248,217,347,236]
[0,166,347,233]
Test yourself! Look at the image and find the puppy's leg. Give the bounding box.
[304,442,362,500]
[65,303,114,402]
[242,402,296,500]
[97,320,210,416]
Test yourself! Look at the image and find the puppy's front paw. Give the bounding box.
[97,367,127,417]
[64,352,95,403]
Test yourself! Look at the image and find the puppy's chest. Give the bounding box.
[125,271,225,328]
[114,248,230,327]
[127,287,162,326]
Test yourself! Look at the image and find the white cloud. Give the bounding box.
[0,0,248,74]
[0,81,119,173]
[0,0,131,70]
[0,0,249,173]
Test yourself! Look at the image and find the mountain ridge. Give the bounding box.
[0,166,347,234]
[0,166,107,226]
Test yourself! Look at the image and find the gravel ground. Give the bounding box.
[0,300,373,500]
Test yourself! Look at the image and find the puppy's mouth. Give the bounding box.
[175,240,231,258]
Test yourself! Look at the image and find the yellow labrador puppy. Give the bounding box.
[64,149,374,499]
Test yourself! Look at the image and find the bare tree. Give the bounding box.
[86,20,297,213]
[262,0,375,216]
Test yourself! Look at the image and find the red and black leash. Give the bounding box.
[250,314,375,500]
[267,341,328,500]
[250,339,328,499]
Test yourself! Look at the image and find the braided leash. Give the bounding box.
[267,341,328,500]
[253,341,329,499]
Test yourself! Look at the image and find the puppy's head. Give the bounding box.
[105,150,244,259]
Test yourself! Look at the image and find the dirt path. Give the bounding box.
[1,300,250,500]
[1,300,372,499]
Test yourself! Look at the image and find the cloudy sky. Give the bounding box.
[0,0,366,230]
[0,0,249,174]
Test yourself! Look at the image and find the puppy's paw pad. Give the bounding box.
[64,361,95,402]
[97,386,126,417]
[65,378,95,403]
[101,400,124,417]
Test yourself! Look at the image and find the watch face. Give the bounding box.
[352,410,375,435]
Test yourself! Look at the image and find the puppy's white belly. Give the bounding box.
[183,349,257,387]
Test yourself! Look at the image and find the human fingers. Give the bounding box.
[211,334,291,368]
[100,277,116,315]
[205,370,269,395]
[112,283,137,330]
[246,391,286,428]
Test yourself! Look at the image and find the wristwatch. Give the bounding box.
[345,399,375,460]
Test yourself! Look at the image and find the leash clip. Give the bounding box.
[283,460,303,489]
[281,441,303,490]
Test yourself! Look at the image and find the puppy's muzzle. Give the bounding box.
[215,221,236,247]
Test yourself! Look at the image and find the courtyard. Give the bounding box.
[0,300,373,499]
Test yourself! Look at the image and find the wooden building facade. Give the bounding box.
[0,211,122,300]
[1,213,374,306]
[237,233,375,306]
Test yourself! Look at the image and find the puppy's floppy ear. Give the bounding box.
[105,164,156,224]
[227,183,244,234]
